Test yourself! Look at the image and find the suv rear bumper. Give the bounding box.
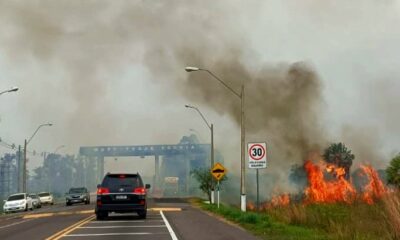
[96,203,146,213]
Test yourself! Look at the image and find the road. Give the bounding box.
[0,198,260,240]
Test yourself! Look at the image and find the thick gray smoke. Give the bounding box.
[0,1,399,199]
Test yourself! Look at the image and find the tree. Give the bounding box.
[386,154,400,189]
[323,142,355,180]
[191,168,226,202]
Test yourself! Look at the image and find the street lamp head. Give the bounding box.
[9,86,19,92]
[47,123,53,126]
[185,104,193,108]
[185,66,200,72]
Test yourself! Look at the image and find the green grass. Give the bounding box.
[199,201,326,240]
[196,195,400,240]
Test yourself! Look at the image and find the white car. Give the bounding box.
[38,192,54,205]
[3,193,33,213]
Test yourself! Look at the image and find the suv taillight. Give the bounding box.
[133,187,146,195]
[97,187,110,195]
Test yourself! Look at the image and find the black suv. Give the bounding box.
[66,187,90,206]
[95,173,150,220]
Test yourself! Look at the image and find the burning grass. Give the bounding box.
[205,160,400,239]
[198,193,400,240]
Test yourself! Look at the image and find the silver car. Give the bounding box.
[38,192,54,205]
[3,193,33,213]
[29,194,42,209]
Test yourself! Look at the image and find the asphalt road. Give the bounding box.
[0,198,260,240]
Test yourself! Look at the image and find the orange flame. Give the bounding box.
[269,194,290,208]
[360,165,387,204]
[261,160,388,209]
[304,161,356,204]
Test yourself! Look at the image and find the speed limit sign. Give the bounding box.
[248,143,267,168]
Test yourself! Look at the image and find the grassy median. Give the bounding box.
[196,193,400,240]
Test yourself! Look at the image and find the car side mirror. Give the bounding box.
[145,184,151,189]
[97,184,101,188]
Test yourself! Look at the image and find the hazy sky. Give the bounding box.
[0,0,399,178]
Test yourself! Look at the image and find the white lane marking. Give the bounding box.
[89,220,164,223]
[0,219,33,229]
[160,211,178,240]
[65,233,153,237]
[79,225,166,228]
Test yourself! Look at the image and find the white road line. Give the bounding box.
[65,233,153,237]
[0,219,33,229]
[90,220,164,223]
[79,225,166,228]
[160,211,178,240]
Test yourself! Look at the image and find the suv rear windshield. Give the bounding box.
[38,193,50,197]
[102,174,143,189]
[8,194,25,201]
[69,188,87,194]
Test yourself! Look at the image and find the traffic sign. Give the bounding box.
[248,143,267,168]
[211,162,227,181]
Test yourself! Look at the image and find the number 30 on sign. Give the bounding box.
[248,143,267,169]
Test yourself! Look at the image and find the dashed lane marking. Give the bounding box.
[23,210,94,219]
[150,208,182,211]
[64,233,152,237]
[79,225,166,229]
[22,208,180,219]
[89,220,164,223]
[0,219,33,229]
[45,215,95,240]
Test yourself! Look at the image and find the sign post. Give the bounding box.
[211,162,226,208]
[248,143,267,211]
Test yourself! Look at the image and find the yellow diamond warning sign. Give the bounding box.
[211,162,227,181]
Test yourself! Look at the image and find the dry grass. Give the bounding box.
[382,191,400,239]
[265,193,400,240]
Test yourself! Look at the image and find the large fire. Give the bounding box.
[254,160,388,210]
[304,160,357,204]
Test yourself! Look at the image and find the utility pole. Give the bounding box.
[17,145,22,192]
[23,139,27,193]
[240,85,246,212]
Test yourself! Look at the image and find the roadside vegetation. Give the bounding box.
[196,192,400,240]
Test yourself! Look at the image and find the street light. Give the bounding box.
[185,104,215,203]
[23,123,53,192]
[0,86,19,96]
[185,66,247,212]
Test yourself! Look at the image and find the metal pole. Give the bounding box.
[17,145,22,192]
[23,139,27,193]
[256,169,259,211]
[210,124,215,204]
[217,180,220,209]
[240,85,246,212]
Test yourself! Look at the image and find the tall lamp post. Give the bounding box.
[0,86,19,96]
[23,123,53,192]
[185,104,215,203]
[185,66,247,212]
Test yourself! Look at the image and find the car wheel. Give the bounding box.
[25,204,28,211]
[138,210,147,219]
[66,202,71,206]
